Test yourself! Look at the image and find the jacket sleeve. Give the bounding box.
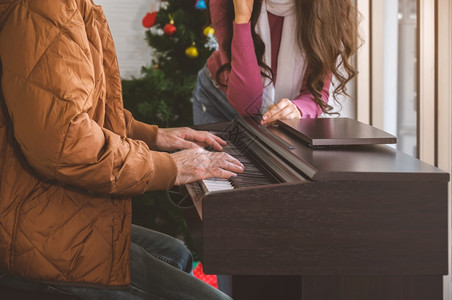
[123,109,159,150]
[0,1,176,195]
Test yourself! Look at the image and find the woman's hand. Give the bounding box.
[155,127,226,152]
[171,148,245,185]
[261,98,302,126]
[233,0,254,24]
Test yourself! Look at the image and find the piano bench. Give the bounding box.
[0,285,80,299]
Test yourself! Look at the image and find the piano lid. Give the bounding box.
[278,118,397,147]
[237,118,449,183]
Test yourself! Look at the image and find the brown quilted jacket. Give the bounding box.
[0,0,177,287]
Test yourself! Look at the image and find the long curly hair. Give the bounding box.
[210,0,360,115]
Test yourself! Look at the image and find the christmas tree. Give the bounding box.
[122,0,216,127]
[121,0,215,254]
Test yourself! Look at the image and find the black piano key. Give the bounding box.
[218,140,278,189]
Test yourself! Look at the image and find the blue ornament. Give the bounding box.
[195,0,206,10]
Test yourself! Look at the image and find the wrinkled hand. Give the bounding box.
[155,127,226,152]
[171,148,245,185]
[261,98,302,126]
[233,0,254,24]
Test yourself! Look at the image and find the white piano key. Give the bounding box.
[203,177,234,192]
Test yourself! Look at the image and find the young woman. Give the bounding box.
[193,0,359,125]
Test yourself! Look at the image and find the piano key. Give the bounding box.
[203,177,234,192]
[200,129,280,192]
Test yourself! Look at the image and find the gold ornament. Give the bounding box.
[203,26,215,36]
[185,46,199,58]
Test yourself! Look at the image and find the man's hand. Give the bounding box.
[261,98,302,126]
[171,148,245,185]
[155,127,227,152]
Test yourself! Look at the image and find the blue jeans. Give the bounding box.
[192,66,238,125]
[0,224,231,300]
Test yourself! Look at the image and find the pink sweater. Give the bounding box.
[206,1,331,118]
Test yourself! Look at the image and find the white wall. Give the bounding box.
[382,0,398,137]
[94,0,153,79]
[328,78,356,119]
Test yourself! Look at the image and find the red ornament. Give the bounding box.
[142,11,157,28]
[163,22,177,36]
[193,262,218,288]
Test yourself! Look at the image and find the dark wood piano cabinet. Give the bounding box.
[184,118,449,300]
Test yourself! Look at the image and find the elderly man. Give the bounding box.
[0,0,242,298]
